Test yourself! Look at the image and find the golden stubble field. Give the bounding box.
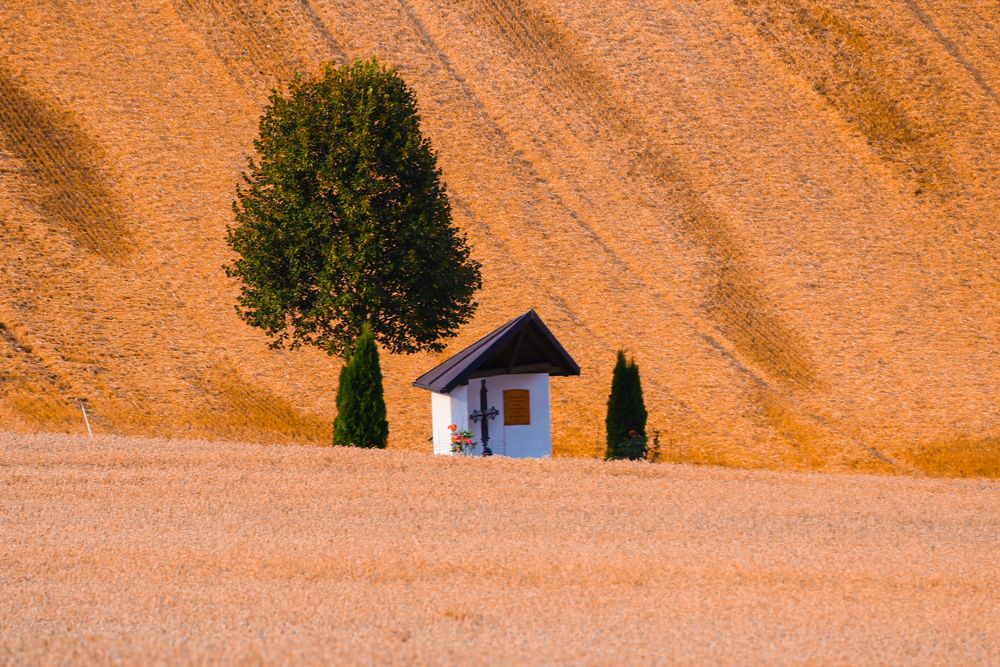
[0,0,997,474]
[2,431,998,664]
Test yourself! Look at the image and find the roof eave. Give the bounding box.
[412,309,580,393]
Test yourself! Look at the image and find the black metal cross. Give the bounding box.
[469,379,499,456]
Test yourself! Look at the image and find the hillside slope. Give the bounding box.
[0,0,997,472]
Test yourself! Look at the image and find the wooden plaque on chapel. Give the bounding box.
[503,389,531,425]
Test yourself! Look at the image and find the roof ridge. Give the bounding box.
[412,310,579,393]
[419,312,525,388]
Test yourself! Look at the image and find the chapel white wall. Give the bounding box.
[430,373,551,458]
[431,389,468,455]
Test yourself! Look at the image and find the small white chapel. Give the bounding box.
[413,310,581,458]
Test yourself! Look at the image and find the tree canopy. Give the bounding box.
[225,58,482,358]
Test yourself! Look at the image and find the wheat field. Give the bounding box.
[0,1,998,473]
[1,431,998,663]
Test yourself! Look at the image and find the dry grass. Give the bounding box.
[196,362,332,442]
[0,62,131,258]
[456,0,819,389]
[2,389,79,427]
[1,431,999,664]
[0,0,996,474]
[896,436,1000,479]
[173,0,345,93]
[733,0,954,194]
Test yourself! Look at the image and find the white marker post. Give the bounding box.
[79,401,93,438]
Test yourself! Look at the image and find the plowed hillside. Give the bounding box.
[0,0,997,473]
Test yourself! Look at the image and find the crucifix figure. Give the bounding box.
[469,379,499,456]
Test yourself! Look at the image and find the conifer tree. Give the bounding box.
[333,323,388,448]
[605,351,648,460]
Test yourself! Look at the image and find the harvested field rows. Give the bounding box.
[2,432,998,663]
[0,0,997,471]
[0,64,130,258]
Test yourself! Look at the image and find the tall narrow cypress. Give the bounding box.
[605,350,648,460]
[333,323,388,448]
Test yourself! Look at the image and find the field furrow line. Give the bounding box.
[0,64,131,258]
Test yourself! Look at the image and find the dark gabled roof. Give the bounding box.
[412,309,581,394]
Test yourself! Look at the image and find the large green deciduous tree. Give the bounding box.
[225,58,482,358]
[605,351,648,461]
[333,323,388,448]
